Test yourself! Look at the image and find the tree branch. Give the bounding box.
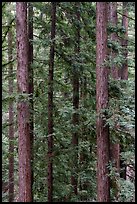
[117,11,135,21]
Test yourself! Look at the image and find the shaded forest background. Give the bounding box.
[2,2,135,202]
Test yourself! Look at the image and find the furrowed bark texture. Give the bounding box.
[96,2,110,202]
[16,2,32,202]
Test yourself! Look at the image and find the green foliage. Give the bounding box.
[118,179,135,202]
[2,2,135,202]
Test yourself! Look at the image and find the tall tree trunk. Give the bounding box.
[28,2,34,201]
[47,2,56,202]
[108,2,120,200]
[96,2,110,202]
[16,2,32,202]
[79,77,89,200]
[121,2,128,80]
[120,2,129,180]
[8,20,14,203]
[71,2,80,196]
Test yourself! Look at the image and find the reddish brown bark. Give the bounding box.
[96,2,110,202]
[16,2,32,202]
[121,2,128,80]
[47,2,56,202]
[71,2,80,196]
[28,3,34,201]
[8,23,14,202]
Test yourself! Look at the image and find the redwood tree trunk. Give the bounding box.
[79,76,88,196]
[47,2,56,202]
[96,2,110,202]
[71,2,80,196]
[121,2,128,80]
[16,2,32,202]
[28,2,34,201]
[8,21,14,203]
